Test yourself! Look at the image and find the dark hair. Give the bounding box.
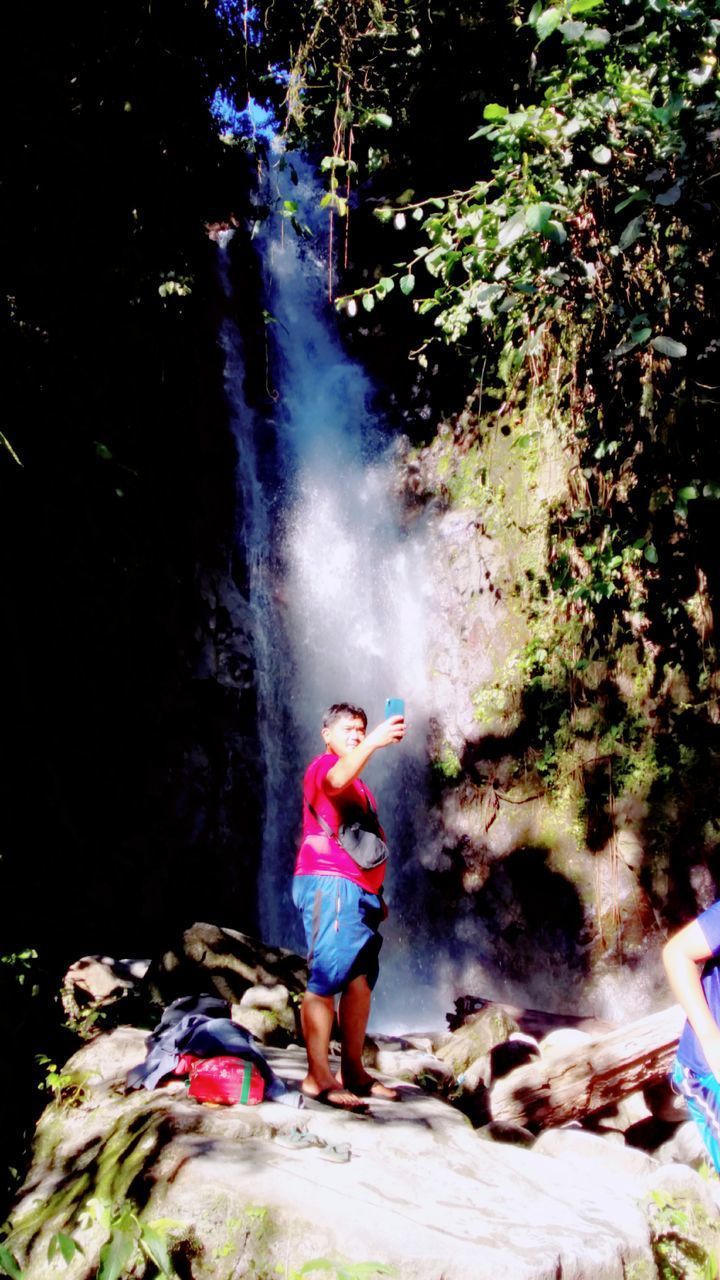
[322,702,367,731]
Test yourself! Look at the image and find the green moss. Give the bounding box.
[433,745,462,779]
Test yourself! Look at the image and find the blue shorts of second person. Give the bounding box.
[292,874,384,997]
[672,1058,720,1173]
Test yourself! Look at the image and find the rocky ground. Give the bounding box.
[7,925,720,1280]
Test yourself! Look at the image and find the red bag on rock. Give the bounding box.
[187,1056,265,1105]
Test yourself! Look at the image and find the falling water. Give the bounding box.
[216,148,451,1027]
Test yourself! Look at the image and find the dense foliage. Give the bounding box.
[257,0,720,923]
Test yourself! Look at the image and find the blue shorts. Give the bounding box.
[672,1058,720,1173]
[292,875,383,997]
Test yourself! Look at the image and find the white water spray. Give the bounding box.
[217,151,456,1026]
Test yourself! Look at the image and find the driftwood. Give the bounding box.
[489,1003,686,1131]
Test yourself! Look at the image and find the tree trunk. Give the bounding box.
[489,1003,686,1130]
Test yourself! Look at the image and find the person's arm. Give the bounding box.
[663,919,720,1079]
[325,716,405,794]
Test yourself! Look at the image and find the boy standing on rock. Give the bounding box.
[292,702,405,1111]
[664,906,720,1171]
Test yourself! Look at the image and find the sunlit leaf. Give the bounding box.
[400,274,415,295]
[592,145,612,165]
[584,27,611,44]
[483,103,508,121]
[651,335,687,358]
[536,8,562,41]
[97,1230,135,1280]
[703,482,720,499]
[139,1226,173,1277]
[361,292,375,312]
[614,189,650,213]
[369,112,393,129]
[498,211,527,247]
[0,1245,24,1280]
[559,20,587,40]
[677,486,698,501]
[525,202,553,233]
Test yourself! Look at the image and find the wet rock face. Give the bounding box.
[392,435,672,1018]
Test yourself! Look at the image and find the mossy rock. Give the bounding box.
[436,1008,520,1076]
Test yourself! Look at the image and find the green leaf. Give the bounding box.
[546,219,567,244]
[614,189,650,213]
[98,1230,136,1280]
[644,544,658,564]
[525,202,553,233]
[592,145,612,165]
[569,0,603,12]
[703,482,720,499]
[361,292,375,312]
[373,207,393,223]
[483,103,508,121]
[584,26,611,44]
[94,441,113,461]
[48,1232,79,1265]
[536,8,562,40]
[0,1245,24,1280]
[283,200,298,213]
[376,277,395,298]
[559,20,587,40]
[677,486,698,501]
[370,112,393,129]
[399,274,415,295]
[618,215,645,251]
[498,211,527,248]
[140,1226,173,1277]
[651,335,687,358]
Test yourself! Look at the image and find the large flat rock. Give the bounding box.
[10,1027,657,1279]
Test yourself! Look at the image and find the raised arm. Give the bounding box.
[663,919,720,1079]
[325,716,405,794]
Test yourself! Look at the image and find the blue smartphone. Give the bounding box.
[385,697,405,718]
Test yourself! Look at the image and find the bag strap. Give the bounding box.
[306,797,338,844]
[305,781,375,851]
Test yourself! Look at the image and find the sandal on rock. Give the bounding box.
[274,1125,326,1149]
[319,1142,351,1163]
[300,1087,368,1113]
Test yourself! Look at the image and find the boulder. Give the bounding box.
[436,1006,519,1077]
[7,1025,661,1280]
[143,922,307,1006]
[656,1121,708,1170]
[373,1048,453,1091]
[231,983,298,1045]
[643,1078,689,1123]
[61,955,152,1035]
[533,1128,658,1188]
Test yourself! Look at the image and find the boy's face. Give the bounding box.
[322,715,366,758]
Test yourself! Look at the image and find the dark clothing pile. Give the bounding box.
[126,994,301,1107]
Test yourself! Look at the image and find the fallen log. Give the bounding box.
[489,1003,686,1131]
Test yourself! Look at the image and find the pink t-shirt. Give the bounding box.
[294,753,387,894]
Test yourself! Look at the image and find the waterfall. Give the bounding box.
[217,148,451,1028]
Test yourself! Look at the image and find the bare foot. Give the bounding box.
[343,1073,399,1101]
[300,1075,368,1112]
